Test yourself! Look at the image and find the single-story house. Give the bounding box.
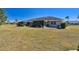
[68,21,79,25]
[25,16,64,28]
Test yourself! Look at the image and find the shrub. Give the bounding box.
[17,21,24,27]
[57,23,66,29]
[61,23,66,29]
[31,21,44,28]
[57,25,61,29]
[25,22,32,27]
[0,22,2,25]
[77,45,79,51]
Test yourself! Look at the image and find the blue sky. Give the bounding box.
[4,8,79,22]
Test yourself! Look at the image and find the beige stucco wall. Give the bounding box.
[46,20,63,27]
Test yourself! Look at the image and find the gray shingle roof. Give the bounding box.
[27,16,63,22]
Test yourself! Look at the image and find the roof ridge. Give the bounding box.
[26,16,63,22]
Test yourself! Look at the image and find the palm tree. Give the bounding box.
[65,16,69,22]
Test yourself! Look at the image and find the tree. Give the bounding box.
[15,19,18,23]
[0,8,7,24]
[6,20,10,24]
[77,15,79,21]
[65,16,69,22]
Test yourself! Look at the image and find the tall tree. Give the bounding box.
[65,16,69,22]
[0,8,7,24]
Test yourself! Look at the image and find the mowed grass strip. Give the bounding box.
[0,24,79,50]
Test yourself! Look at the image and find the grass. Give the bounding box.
[0,24,79,51]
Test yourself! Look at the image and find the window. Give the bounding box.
[51,21,56,25]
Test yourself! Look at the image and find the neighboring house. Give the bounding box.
[25,16,64,28]
[68,21,79,25]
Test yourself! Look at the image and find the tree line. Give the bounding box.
[65,15,79,21]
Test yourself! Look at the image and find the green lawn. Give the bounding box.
[0,24,79,51]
